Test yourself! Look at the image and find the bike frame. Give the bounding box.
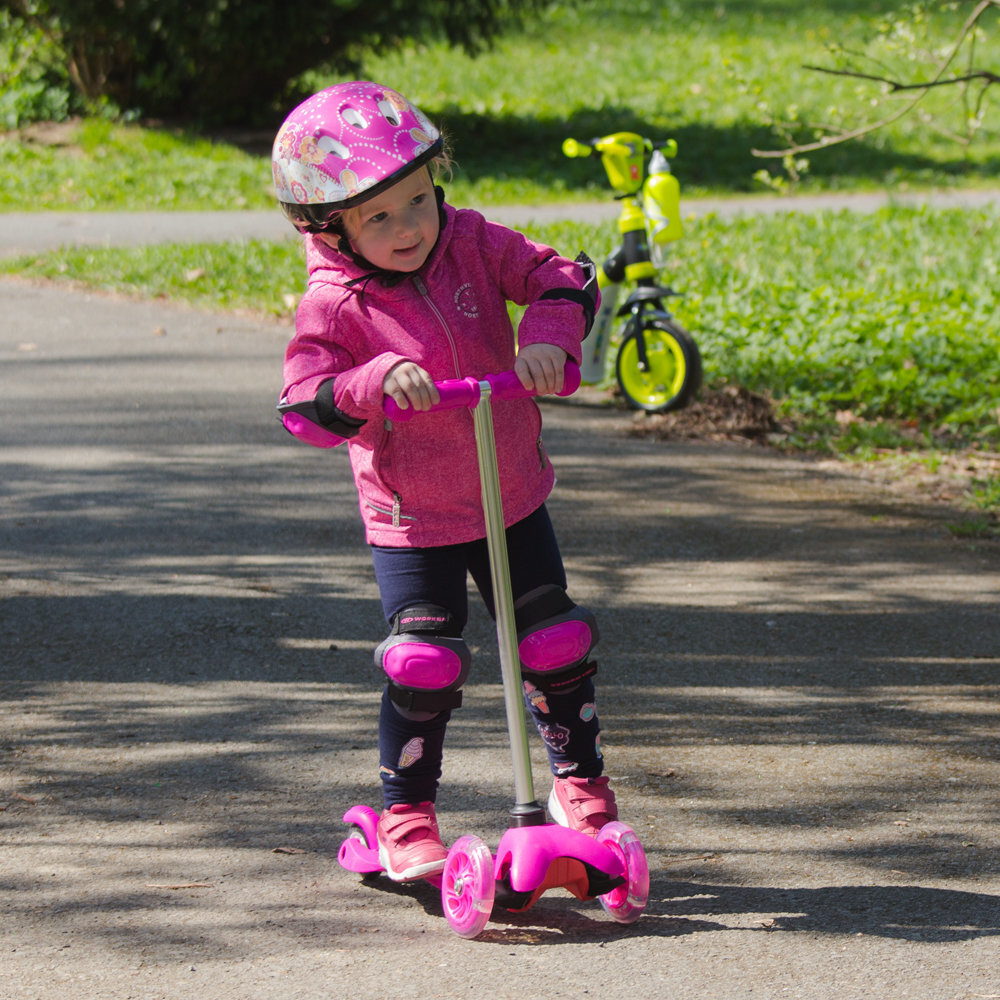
[566,132,684,386]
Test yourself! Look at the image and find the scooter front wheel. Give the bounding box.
[441,834,495,938]
[616,317,701,413]
[596,821,649,924]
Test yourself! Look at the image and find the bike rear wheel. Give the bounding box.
[616,316,701,413]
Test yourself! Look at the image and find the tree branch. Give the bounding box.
[752,0,999,159]
[801,64,1000,92]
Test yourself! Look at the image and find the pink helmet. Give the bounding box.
[272,81,443,232]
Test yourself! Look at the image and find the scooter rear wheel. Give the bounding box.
[596,821,649,923]
[442,834,495,938]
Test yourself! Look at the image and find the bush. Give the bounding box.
[0,8,81,127]
[0,0,545,125]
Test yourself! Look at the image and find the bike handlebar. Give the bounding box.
[561,137,596,159]
[384,362,581,422]
[562,135,678,160]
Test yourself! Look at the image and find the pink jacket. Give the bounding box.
[280,202,590,548]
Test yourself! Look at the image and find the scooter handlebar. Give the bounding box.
[384,362,581,422]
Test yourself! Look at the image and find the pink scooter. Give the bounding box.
[337,363,649,938]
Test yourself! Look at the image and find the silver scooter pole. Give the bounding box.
[471,382,545,825]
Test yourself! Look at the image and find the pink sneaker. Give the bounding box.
[377,802,448,882]
[548,776,618,837]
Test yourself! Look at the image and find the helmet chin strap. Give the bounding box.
[341,184,448,290]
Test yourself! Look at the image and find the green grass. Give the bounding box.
[1,0,997,514]
[2,0,998,210]
[357,0,1000,201]
[670,205,1000,449]
[1,237,302,313]
[5,203,996,451]
[0,118,275,210]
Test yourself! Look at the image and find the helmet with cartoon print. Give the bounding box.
[272,80,444,234]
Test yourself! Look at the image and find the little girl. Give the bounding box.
[273,81,619,882]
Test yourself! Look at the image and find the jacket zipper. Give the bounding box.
[375,277,461,530]
[412,275,462,377]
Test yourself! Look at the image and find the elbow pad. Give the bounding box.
[277,378,366,448]
[537,252,600,336]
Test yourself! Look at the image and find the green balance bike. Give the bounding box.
[563,132,702,413]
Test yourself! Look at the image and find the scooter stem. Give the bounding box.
[472,381,545,825]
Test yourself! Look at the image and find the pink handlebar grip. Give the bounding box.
[384,362,581,422]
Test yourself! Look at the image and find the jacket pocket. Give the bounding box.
[536,434,549,473]
[364,492,415,528]
[365,427,415,528]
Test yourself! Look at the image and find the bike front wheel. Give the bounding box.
[616,317,702,413]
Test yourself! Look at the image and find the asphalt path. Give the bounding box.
[1,203,999,999]
[2,188,999,256]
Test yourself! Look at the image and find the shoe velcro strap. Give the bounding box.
[384,810,437,843]
[568,786,615,819]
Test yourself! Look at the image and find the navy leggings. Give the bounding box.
[371,504,603,806]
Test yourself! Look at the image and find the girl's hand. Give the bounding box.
[514,343,567,395]
[383,361,440,412]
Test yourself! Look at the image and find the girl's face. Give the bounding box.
[328,168,440,272]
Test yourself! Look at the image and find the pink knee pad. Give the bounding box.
[375,605,471,713]
[519,619,594,671]
[514,585,599,692]
[382,640,467,690]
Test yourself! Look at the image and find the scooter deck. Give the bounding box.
[337,805,627,905]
